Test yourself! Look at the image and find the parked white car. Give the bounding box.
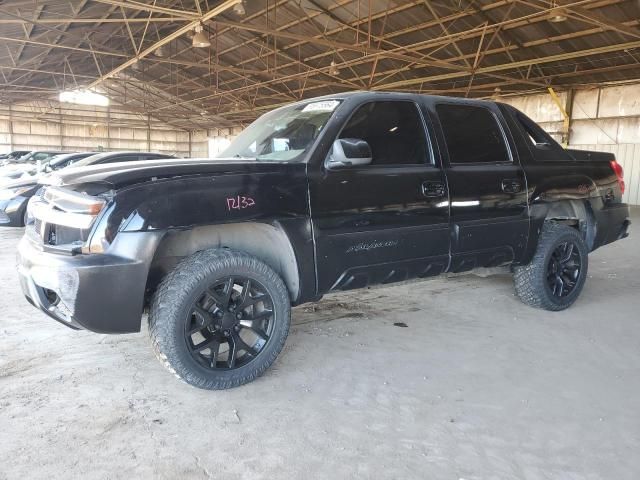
[0,151,64,185]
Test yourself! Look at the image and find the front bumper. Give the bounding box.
[17,230,163,333]
[0,196,28,226]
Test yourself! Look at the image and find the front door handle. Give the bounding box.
[421,181,446,198]
[501,179,522,193]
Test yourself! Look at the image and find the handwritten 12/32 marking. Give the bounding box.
[226,195,256,211]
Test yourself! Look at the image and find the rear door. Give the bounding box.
[309,98,450,293]
[430,101,529,271]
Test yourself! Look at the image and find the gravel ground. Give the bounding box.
[1,212,639,480]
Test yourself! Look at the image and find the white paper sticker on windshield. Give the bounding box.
[302,100,340,112]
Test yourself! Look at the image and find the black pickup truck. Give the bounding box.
[17,92,630,389]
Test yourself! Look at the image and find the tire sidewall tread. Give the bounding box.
[149,248,291,390]
[513,222,589,311]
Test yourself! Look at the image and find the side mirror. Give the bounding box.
[325,138,372,170]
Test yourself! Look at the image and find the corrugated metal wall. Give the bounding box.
[0,101,194,157]
[571,143,640,206]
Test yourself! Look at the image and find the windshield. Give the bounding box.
[219,99,341,161]
[14,152,34,163]
[68,152,113,168]
[48,154,71,169]
[14,152,58,164]
[49,153,95,170]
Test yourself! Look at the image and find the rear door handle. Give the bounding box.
[501,179,522,193]
[421,181,446,198]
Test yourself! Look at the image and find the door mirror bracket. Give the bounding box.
[325,138,372,170]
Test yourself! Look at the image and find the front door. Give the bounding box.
[309,99,450,294]
[430,101,529,272]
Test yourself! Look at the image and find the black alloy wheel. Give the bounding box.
[546,241,581,298]
[186,276,274,371]
[513,222,589,311]
[149,248,291,389]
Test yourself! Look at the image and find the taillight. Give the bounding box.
[610,160,625,195]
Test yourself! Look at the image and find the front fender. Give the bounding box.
[89,172,316,304]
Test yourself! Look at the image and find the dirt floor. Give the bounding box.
[1,211,639,480]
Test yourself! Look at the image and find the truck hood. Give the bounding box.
[43,158,302,190]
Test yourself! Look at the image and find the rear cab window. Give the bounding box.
[511,110,574,162]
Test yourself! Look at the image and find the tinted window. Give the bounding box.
[436,104,510,164]
[101,155,139,163]
[140,154,173,160]
[514,111,573,161]
[339,101,428,165]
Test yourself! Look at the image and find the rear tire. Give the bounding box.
[513,223,588,311]
[149,248,291,390]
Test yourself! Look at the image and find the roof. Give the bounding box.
[1,0,639,130]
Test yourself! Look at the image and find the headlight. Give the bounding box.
[0,186,31,200]
[43,186,106,215]
[27,186,108,231]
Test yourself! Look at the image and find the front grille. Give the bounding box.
[34,221,89,247]
[50,224,90,245]
[28,192,91,247]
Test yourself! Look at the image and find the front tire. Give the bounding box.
[149,248,291,390]
[513,223,588,311]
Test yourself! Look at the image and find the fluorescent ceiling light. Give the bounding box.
[59,89,109,107]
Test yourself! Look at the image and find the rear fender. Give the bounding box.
[521,199,596,265]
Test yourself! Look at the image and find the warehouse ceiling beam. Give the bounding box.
[86,0,241,89]
[378,38,640,90]
[92,0,199,19]
[15,0,92,86]
[0,36,128,57]
[241,7,637,99]
[151,32,640,114]
[14,4,43,63]
[225,0,606,75]
[514,0,640,40]
[0,17,186,24]
[87,2,636,113]
[213,19,471,73]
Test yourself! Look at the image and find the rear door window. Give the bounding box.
[436,104,511,164]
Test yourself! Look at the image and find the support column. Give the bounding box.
[548,87,570,148]
[147,114,151,152]
[565,89,574,147]
[106,106,111,151]
[8,105,14,151]
[58,106,64,150]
